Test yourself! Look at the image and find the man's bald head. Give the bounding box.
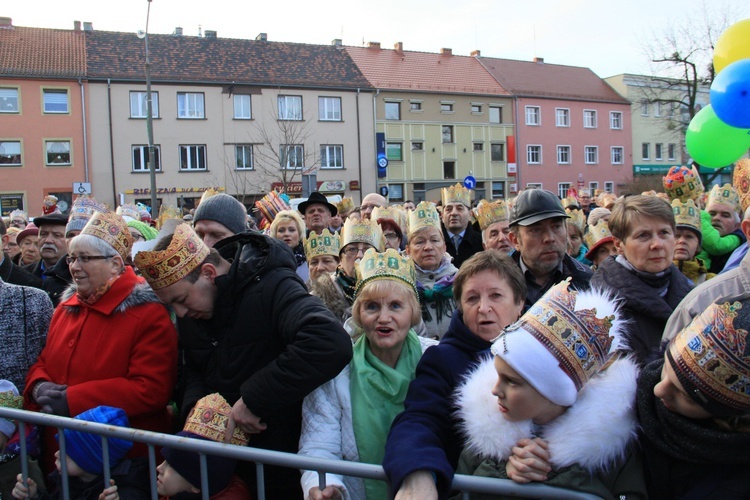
[361,193,387,220]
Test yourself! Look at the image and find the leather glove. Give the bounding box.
[34,382,69,417]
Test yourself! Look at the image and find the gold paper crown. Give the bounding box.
[407,201,441,236]
[156,205,182,230]
[341,217,383,252]
[733,158,750,213]
[81,211,133,262]
[565,208,586,233]
[337,197,355,216]
[562,197,579,209]
[663,165,704,202]
[116,203,141,221]
[183,393,249,446]
[69,195,108,222]
[672,199,701,234]
[372,205,406,232]
[134,223,210,290]
[597,193,617,209]
[476,200,509,231]
[707,183,741,214]
[669,299,750,415]
[305,229,341,260]
[355,248,418,299]
[0,390,23,409]
[515,280,616,392]
[441,183,471,207]
[584,219,613,253]
[198,188,220,206]
[9,209,27,222]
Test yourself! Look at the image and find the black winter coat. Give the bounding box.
[0,252,42,289]
[443,224,484,269]
[42,255,73,306]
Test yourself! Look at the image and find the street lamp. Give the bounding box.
[138,0,158,215]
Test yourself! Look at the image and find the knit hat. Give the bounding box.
[56,406,133,475]
[667,293,750,417]
[194,194,248,235]
[134,223,210,290]
[492,279,625,407]
[161,394,249,496]
[81,211,133,262]
[127,220,159,241]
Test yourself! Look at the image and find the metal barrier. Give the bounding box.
[0,407,600,500]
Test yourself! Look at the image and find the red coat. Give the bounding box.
[24,267,178,468]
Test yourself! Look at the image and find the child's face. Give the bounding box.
[653,354,712,419]
[54,451,89,478]
[492,356,566,425]
[156,460,198,496]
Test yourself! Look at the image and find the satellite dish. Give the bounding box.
[137,30,146,39]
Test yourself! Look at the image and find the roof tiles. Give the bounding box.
[0,26,86,78]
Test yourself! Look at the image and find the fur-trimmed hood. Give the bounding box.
[455,355,639,473]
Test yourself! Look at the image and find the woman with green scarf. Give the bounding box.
[299,248,437,500]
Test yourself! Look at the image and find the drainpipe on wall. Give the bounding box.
[372,89,380,200]
[356,88,362,203]
[78,78,89,183]
[107,79,118,206]
[513,97,520,190]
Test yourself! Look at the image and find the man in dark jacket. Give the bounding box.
[441,184,483,268]
[508,189,592,310]
[135,223,352,499]
[0,219,42,288]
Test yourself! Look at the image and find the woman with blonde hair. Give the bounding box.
[270,209,308,281]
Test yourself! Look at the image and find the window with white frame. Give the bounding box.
[385,101,400,120]
[589,182,599,194]
[278,95,302,120]
[132,145,162,172]
[473,142,483,152]
[526,183,543,190]
[491,143,504,161]
[412,141,424,151]
[668,143,676,161]
[489,106,502,124]
[440,102,454,112]
[558,183,571,200]
[321,145,343,168]
[584,110,597,128]
[45,140,71,165]
[235,145,253,170]
[386,142,402,161]
[557,145,571,164]
[527,145,542,164]
[640,100,649,116]
[442,125,454,143]
[280,144,304,169]
[130,91,159,118]
[0,141,22,166]
[642,143,650,160]
[43,89,68,113]
[471,104,482,113]
[388,184,404,202]
[605,181,614,193]
[610,111,622,129]
[177,92,205,119]
[654,102,661,117]
[318,97,341,121]
[585,146,598,164]
[556,108,570,127]
[611,146,624,164]
[525,106,540,126]
[655,143,663,160]
[410,101,422,111]
[179,145,207,171]
[0,88,20,113]
[233,95,252,120]
[492,181,505,199]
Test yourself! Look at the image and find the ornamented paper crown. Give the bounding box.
[707,183,741,214]
[183,393,249,446]
[509,279,618,392]
[733,158,750,213]
[134,223,210,290]
[69,195,107,221]
[476,200,509,231]
[672,199,701,235]
[9,209,27,223]
[565,208,586,233]
[337,197,355,216]
[372,206,406,232]
[355,248,418,299]
[584,220,613,254]
[340,217,383,253]
[562,196,580,209]
[305,229,341,260]
[156,205,182,230]
[442,183,471,207]
[254,190,291,223]
[407,201,441,236]
[198,188,220,206]
[0,390,23,409]
[81,211,133,261]
[116,204,141,222]
[663,165,704,202]
[668,297,750,416]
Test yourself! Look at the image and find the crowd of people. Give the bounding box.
[1,160,749,499]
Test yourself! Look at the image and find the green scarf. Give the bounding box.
[350,330,422,500]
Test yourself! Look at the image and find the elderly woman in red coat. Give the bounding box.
[23,211,177,475]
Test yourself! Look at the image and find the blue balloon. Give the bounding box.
[711,58,750,128]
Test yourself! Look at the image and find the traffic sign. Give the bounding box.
[73,182,91,195]
[379,186,389,197]
[463,175,476,190]
[378,157,389,168]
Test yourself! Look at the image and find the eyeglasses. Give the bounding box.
[383,232,400,241]
[66,255,115,265]
[342,245,371,257]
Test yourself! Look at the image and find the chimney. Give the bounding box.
[331,38,342,46]
[0,17,13,29]
[440,47,452,56]
[394,41,403,53]
[534,57,545,64]
[83,22,93,31]
[205,30,217,39]
[367,41,381,49]
[74,20,81,31]
[470,49,481,57]
[256,32,267,41]
[173,27,183,36]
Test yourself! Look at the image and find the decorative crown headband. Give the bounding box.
[663,165,704,202]
[672,199,701,234]
[183,393,249,446]
[565,208,586,233]
[476,200,509,231]
[305,229,341,260]
[407,201,441,236]
[134,223,210,290]
[707,183,741,214]
[81,211,133,261]
[355,248,418,299]
[371,205,406,231]
[341,217,383,252]
[442,183,471,207]
[584,219,613,252]
[733,158,750,213]
[116,203,141,221]
[337,197,355,216]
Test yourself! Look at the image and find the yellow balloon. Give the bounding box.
[715,19,750,74]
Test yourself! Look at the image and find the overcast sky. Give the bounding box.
[5,0,749,78]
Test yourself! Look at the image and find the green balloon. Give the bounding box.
[685,105,750,168]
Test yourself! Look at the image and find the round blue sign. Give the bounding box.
[378,157,389,168]
[463,175,477,189]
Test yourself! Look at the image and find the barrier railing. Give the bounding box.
[0,407,600,500]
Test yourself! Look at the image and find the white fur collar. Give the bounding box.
[455,355,639,472]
